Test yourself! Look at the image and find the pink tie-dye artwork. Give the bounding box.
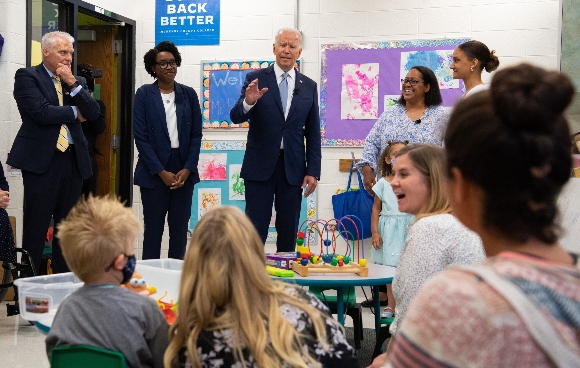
[198,153,227,180]
[341,63,379,120]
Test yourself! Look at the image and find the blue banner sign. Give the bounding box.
[156,0,220,45]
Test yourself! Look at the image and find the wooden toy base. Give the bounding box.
[291,261,369,277]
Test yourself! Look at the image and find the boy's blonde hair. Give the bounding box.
[57,195,142,282]
[164,206,335,368]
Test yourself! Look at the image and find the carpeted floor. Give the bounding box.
[344,327,388,367]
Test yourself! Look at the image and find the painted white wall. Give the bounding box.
[0,0,562,256]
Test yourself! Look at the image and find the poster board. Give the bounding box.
[320,39,469,147]
[201,60,301,129]
[189,141,317,243]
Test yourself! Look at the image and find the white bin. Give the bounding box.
[13,273,83,325]
[136,258,183,304]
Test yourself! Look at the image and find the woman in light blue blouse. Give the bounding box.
[358,66,448,194]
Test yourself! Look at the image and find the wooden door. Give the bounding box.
[77,26,116,196]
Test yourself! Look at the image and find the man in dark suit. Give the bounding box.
[8,31,100,274]
[230,28,321,252]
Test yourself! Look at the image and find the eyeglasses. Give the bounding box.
[401,78,423,86]
[156,60,177,69]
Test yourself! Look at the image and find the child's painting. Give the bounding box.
[199,153,227,180]
[228,164,245,200]
[198,188,221,219]
[341,63,379,120]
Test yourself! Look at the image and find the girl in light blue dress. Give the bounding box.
[370,141,414,318]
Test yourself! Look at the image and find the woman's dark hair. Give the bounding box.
[398,66,443,107]
[458,40,500,73]
[444,63,573,244]
[143,40,182,78]
[377,140,409,177]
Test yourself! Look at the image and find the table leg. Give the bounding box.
[373,286,380,333]
[336,286,345,325]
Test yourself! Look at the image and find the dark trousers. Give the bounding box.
[244,151,302,252]
[81,157,98,197]
[140,149,193,260]
[22,147,83,274]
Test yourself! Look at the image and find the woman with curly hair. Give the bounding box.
[133,40,203,259]
[164,206,360,368]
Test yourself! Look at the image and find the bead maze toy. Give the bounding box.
[291,215,368,277]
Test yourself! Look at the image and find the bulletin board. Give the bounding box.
[189,140,317,243]
[320,38,469,147]
[201,60,301,128]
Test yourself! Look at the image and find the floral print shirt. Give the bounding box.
[179,286,360,368]
[357,104,448,173]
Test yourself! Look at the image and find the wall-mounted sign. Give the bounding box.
[155,0,220,46]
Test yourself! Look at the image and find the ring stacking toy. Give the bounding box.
[291,215,368,277]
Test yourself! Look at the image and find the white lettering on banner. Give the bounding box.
[167,3,208,14]
[160,16,214,26]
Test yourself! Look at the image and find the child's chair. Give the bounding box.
[308,286,363,350]
[371,316,395,359]
[50,345,127,368]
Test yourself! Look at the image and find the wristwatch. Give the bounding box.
[69,80,80,90]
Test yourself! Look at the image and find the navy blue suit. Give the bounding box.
[230,65,321,251]
[133,81,202,259]
[8,63,100,274]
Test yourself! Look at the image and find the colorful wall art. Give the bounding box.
[320,38,469,146]
[190,141,317,243]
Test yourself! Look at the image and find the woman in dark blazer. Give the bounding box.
[133,41,203,259]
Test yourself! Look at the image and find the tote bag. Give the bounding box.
[332,161,374,239]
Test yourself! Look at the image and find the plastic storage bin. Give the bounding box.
[13,272,83,325]
[136,258,183,304]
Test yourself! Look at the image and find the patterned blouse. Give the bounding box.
[357,104,448,173]
[389,252,580,368]
[389,214,485,335]
[179,286,360,368]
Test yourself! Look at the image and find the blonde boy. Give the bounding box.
[46,196,168,368]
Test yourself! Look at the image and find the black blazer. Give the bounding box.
[133,81,203,189]
[8,63,100,179]
[230,65,321,186]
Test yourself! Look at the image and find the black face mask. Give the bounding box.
[105,254,136,284]
[121,255,137,284]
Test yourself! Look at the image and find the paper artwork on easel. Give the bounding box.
[198,188,221,219]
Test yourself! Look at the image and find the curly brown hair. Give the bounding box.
[377,140,409,178]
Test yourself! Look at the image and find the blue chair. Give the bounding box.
[309,286,363,350]
[50,345,128,368]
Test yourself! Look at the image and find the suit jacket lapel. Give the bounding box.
[287,69,303,119]
[265,66,285,118]
[175,83,183,134]
[151,82,170,139]
[37,64,59,105]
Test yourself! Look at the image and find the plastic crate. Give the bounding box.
[136,259,183,304]
[13,272,83,325]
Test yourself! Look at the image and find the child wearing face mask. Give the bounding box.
[369,140,414,318]
[45,196,168,368]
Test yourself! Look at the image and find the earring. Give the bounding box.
[470,67,474,72]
